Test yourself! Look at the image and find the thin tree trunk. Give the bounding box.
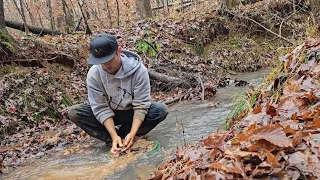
[115,0,120,26]
[38,11,44,28]
[78,0,92,35]
[0,0,5,29]
[136,0,152,19]
[74,16,82,32]
[104,0,112,27]
[23,0,35,25]
[0,0,17,57]
[12,0,29,34]
[19,0,28,34]
[91,8,103,27]
[61,0,69,33]
[95,0,101,19]
[46,0,55,36]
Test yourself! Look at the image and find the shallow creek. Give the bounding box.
[2,69,271,180]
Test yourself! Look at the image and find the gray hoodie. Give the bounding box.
[86,49,151,125]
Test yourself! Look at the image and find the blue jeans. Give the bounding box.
[68,102,169,142]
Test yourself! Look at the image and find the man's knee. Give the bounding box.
[150,102,169,121]
[159,103,169,121]
[67,104,83,123]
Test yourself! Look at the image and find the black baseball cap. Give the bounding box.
[88,33,119,65]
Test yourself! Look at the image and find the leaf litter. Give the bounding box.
[150,38,320,179]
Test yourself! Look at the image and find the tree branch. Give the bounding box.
[227,11,294,44]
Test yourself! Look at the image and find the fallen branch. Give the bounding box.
[5,20,60,36]
[148,70,194,88]
[163,89,192,105]
[163,96,182,105]
[0,53,75,68]
[279,11,296,36]
[227,11,294,44]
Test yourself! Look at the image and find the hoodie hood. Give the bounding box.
[112,49,141,79]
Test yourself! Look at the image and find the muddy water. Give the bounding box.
[2,69,271,180]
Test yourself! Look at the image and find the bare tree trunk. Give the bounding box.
[104,0,112,27]
[0,0,17,58]
[78,0,92,35]
[0,0,5,30]
[74,16,82,32]
[95,0,101,19]
[19,0,28,34]
[136,0,152,19]
[38,11,44,28]
[46,0,55,35]
[23,1,35,26]
[61,0,69,33]
[115,0,120,26]
[12,0,29,34]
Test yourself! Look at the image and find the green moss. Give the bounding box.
[2,41,14,51]
[0,30,16,53]
[0,65,20,76]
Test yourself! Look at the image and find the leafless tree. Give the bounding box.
[12,0,29,34]
[46,0,55,35]
[104,0,112,27]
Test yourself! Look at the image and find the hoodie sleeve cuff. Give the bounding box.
[98,112,115,125]
[133,109,147,121]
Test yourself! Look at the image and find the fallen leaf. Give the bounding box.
[266,104,277,117]
[250,125,292,147]
[284,125,296,136]
[256,139,278,152]
[202,133,227,151]
[264,150,280,168]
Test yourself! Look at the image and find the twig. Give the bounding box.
[279,11,296,36]
[164,96,182,105]
[196,75,205,102]
[227,11,294,44]
[163,89,192,105]
[175,114,186,148]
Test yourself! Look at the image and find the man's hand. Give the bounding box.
[121,133,135,152]
[104,117,123,154]
[111,135,124,154]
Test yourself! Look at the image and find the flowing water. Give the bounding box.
[2,68,271,180]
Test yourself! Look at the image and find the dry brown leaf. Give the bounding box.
[266,104,277,117]
[256,139,278,152]
[208,162,242,175]
[202,133,227,151]
[313,113,320,129]
[264,150,280,168]
[284,125,296,136]
[240,142,258,152]
[232,123,256,145]
[250,125,292,147]
[253,106,262,114]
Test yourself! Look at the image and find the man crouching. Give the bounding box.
[68,33,168,154]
